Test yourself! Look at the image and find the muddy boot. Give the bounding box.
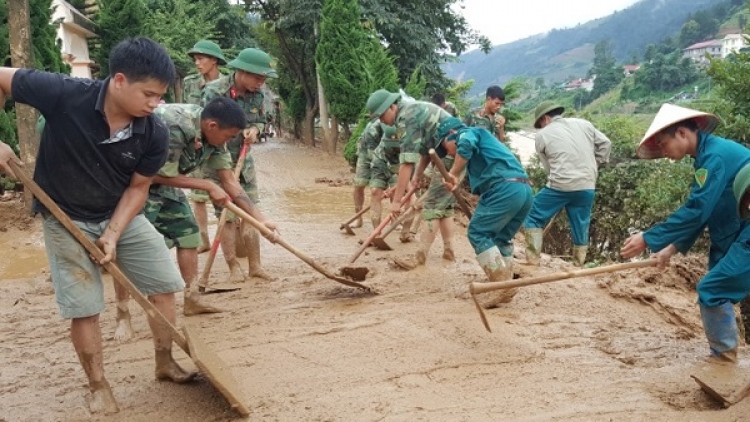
[197,231,210,254]
[184,288,223,316]
[524,228,543,265]
[476,247,516,308]
[572,245,588,267]
[227,258,246,284]
[154,348,197,383]
[113,300,134,343]
[245,227,272,281]
[87,378,119,414]
[701,303,739,364]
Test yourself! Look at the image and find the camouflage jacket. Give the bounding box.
[463,107,505,141]
[443,101,459,118]
[371,126,401,166]
[201,73,266,162]
[182,73,205,105]
[357,119,383,156]
[395,99,451,164]
[153,103,232,178]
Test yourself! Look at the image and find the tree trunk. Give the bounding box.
[302,106,316,147]
[342,124,352,147]
[328,116,339,155]
[8,0,38,211]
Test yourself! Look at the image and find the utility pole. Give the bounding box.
[8,0,39,211]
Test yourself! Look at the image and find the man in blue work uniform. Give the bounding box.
[621,104,750,363]
[439,117,533,308]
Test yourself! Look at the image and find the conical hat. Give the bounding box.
[636,104,720,159]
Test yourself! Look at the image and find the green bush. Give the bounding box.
[344,115,367,168]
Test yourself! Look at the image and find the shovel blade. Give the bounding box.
[341,224,356,235]
[690,360,750,407]
[691,375,733,407]
[371,237,392,250]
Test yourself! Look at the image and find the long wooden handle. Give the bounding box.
[470,259,659,295]
[198,143,249,289]
[378,194,428,240]
[428,149,473,218]
[340,205,371,230]
[224,202,370,290]
[8,161,190,352]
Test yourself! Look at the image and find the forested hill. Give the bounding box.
[445,0,725,95]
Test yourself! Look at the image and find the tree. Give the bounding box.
[679,20,703,48]
[92,0,148,76]
[316,0,370,154]
[588,39,623,100]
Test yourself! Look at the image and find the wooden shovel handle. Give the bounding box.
[428,149,473,218]
[470,259,659,295]
[378,193,428,240]
[224,202,370,290]
[8,161,190,353]
[340,205,371,230]
[198,143,249,289]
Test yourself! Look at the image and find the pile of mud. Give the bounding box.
[0,196,35,231]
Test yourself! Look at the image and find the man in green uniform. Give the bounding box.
[432,93,459,118]
[365,89,452,222]
[463,85,506,142]
[183,40,228,253]
[201,47,277,283]
[352,119,383,229]
[113,98,278,340]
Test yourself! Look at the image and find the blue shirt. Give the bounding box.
[455,127,527,195]
[643,132,750,268]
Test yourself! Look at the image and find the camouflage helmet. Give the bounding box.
[228,48,278,78]
[437,116,465,141]
[187,40,227,65]
[366,89,401,118]
[733,163,750,220]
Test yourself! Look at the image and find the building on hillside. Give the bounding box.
[51,0,97,78]
[622,64,640,76]
[683,34,748,63]
[563,77,594,92]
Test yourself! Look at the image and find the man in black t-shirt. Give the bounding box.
[0,38,194,415]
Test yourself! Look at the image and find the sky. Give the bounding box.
[458,0,643,46]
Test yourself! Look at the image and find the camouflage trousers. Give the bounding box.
[422,156,461,220]
[354,148,374,187]
[369,157,398,190]
[145,185,201,249]
[189,153,260,222]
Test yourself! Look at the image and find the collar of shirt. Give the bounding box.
[94,76,147,142]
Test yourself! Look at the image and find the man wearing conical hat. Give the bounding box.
[622,104,750,363]
[522,101,612,267]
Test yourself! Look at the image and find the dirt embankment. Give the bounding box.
[0,138,747,422]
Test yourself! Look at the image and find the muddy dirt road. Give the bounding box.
[0,137,747,421]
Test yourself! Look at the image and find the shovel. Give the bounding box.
[340,205,370,235]
[468,259,659,332]
[691,360,750,408]
[371,194,428,250]
[224,202,371,290]
[9,161,250,416]
[428,149,473,218]
[198,142,249,293]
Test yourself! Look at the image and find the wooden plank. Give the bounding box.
[183,322,251,416]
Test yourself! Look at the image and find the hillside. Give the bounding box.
[445,0,723,96]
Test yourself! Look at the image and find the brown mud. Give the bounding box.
[0,137,748,421]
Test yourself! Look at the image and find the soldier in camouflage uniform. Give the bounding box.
[200,47,277,283]
[183,40,228,253]
[365,89,452,230]
[113,99,278,338]
[463,85,506,142]
[352,118,383,229]
[368,124,414,240]
[432,92,459,118]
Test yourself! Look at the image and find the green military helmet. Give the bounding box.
[366,89,401,118]
[437,116,465,141]
[533,101,564,129]
[187,40,227,65]
[733,163,750,219]
[228,48,278,78]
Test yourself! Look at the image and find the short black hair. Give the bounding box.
[432,93,446,105]
[108,37,176,86]
[486,85,505,101]
[660,118,700,137]
[201,97,245,129]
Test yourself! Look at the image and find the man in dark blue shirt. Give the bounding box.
[0,37,194,414]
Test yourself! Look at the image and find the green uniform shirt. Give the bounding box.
[395,100,451,164]
[182,73,206,105]
[463,107,504,141]
[443,101,459,118]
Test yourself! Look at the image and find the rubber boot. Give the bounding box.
[572,245,588,267]
[184,286,223,316]
[476,247,515,308]
[700,303,739,363]
[154,348,197,383]
[525,228,543,265]
[245,226,272,280]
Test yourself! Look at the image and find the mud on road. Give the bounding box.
[0,138,747,421]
